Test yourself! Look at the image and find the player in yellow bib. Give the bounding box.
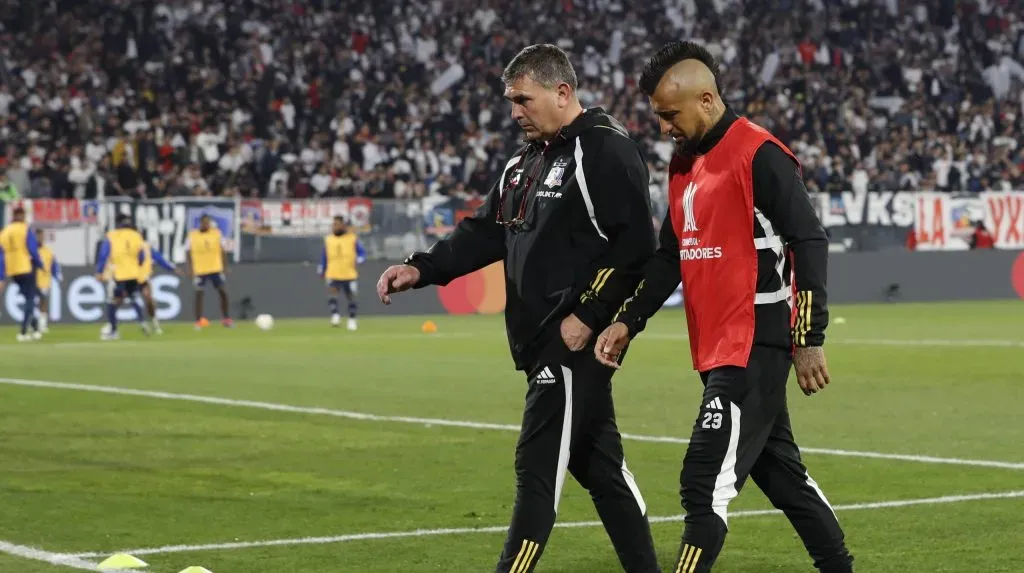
[0,206,44,341]
[95,214,150,340]
[34,229,62,333]
[138,241,181,334]
[318,216,366,330]
[186,214,232,328]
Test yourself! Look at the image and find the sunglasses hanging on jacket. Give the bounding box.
[496,143,554,233]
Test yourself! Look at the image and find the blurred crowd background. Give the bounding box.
[0,0,1021,219]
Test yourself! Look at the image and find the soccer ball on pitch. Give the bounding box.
[254,314,275,331]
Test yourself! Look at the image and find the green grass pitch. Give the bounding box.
[0,300,1022,572]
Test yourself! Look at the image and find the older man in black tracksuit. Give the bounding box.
[377,44,662,573]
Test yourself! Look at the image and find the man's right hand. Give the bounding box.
[377,265,421,305]
[793,346,831,396]
[594,322,631,369]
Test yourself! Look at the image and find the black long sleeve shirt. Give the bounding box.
[616,108,829,351]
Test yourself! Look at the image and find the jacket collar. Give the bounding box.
[527,107,620,153]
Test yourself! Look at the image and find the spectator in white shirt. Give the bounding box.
[181,164,208,193]
[301,139,326,175]
[850,163,869,194]
[331,112,356,138]
[196,128,223,166]
[280,98,296,131]
[362,135,384,172]
[85,133,107,164]
[332,138,350,167]
[310,165,333,196]
[218,144,246,174]
[268,168,290,197]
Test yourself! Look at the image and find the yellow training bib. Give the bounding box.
[0,222,32,277]
[188,229,224,275]
[106,228,147,281]
[324,233,359,281]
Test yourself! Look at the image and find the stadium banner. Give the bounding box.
[0,262,436,325]
[817,190,918,228]
[0,198,241,265]
[0,268,184,325]
[240,198,373,236]
[0,199,100,265]
[4,250,1021,326]
[913,193,995,251]
[982,192,1024,249]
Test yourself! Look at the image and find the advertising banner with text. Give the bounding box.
[4,251,1021,326]
[912,192,1022,251]
[813,190,1024,251]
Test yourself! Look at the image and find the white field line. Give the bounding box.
[835,337,1024,348]
[2,332,476,350]
[0,540,99,570]
[1,378,1022,471]
[66,490,1024,558]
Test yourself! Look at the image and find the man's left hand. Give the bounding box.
[560,314,593,352]
[794,346,831,396]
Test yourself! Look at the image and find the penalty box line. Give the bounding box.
[1,377,1023,471]
[65,490,1024,558]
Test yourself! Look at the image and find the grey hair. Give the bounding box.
[502,44,578,90]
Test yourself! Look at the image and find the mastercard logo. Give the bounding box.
[1013,252,1024,300]
[437,261,506,314]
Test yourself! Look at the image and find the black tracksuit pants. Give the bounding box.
[495,340,661,573]
[672,345,854,573]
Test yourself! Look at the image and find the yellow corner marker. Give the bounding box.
[97,554,148,570]
[178,567,214,573]
[421,320,438,333]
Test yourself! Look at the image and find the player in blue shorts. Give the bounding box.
[318,216,366,330]
[95,215,150,340]
[0,207,44,341]
[186,215,232,328]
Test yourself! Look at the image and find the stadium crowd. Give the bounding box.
[0,0,1022,211]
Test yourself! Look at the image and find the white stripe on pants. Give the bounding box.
[711,403,742,527]
[553,365,574,513]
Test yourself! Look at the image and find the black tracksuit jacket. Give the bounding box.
[406,108,656,370]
